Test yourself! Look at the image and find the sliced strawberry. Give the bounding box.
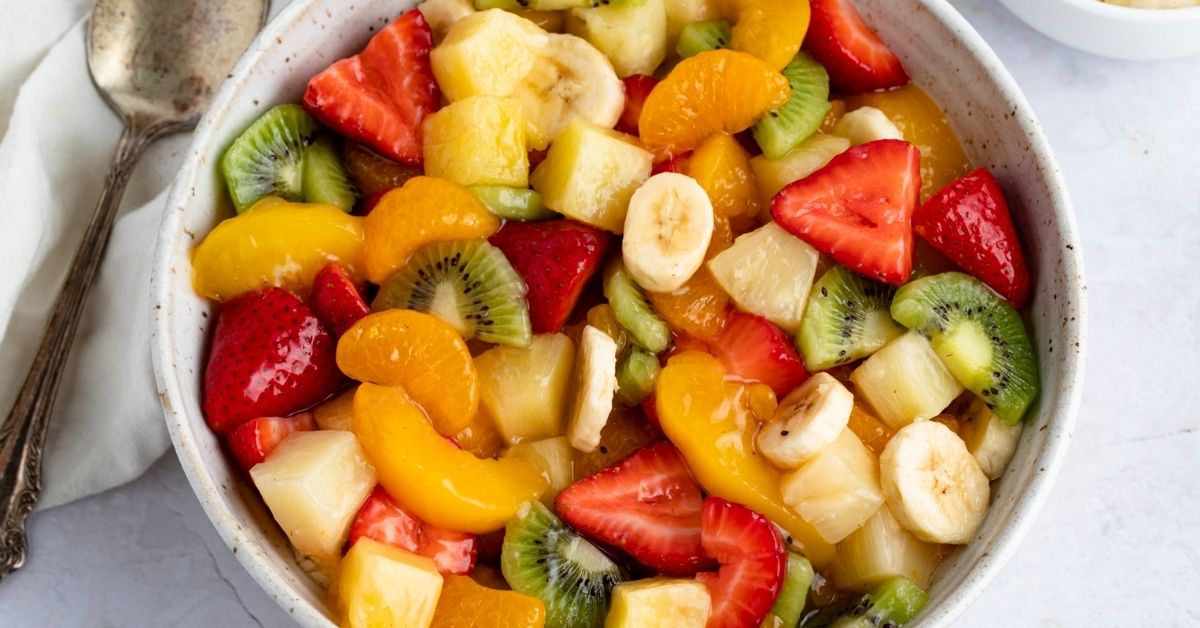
[350,486,477,575]
[913,168,1032,308]
[698,498,787,628]
[226,412,317,471]
[310,263,370,336]
[652,151,692,176]
[805,0,909,93]
[771,139,921,286]
[709,312,808,396]
[302,10,439,165]
[556,442,713,576]
[203,288,343,434]
[489,220,611,333]
[616,74,658,136]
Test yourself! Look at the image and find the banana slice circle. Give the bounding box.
[756,372,854,470]
[621,173,715,293]
[880,420,990,544]
[514,33,625,149]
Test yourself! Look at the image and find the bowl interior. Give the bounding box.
[151,1,1085,626]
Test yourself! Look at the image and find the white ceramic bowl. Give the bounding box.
[1000,0,1200,60]
[151,1,1087,625]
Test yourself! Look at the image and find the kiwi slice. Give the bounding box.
[828,577,929,628]
[891,272,1038,424]
[469,185,555,221]
[798,265,905,371]
[373,240,533,347]
[501,501,626,628]
[764,551,815,628]
[615,347,660,406]
[302,137,358,212]
[754,52,832,160]
[676,19,732,58]
[602,261,670,354]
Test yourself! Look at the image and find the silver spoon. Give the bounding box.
[0,0,267,579]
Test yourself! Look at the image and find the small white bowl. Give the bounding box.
[151,1,1087,625]
[1000,0,1200,60]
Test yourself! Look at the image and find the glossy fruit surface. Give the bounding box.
[343,142,422,197]
[615,74,658,136]
[696,497,787,628]
[709,311,809,395]
[309,263,370,336]
[688,133,762,227]
[646,215,733,341]
[335,537,443,628]
[848,402,895,457]
[431,574,547,628]
[337,309,479,435]
[227,412,316,471]
[720,0,811,70]
[423,95,530,188]
[350,486,478,575]
[805,0,908,93]
[573,404,662,479]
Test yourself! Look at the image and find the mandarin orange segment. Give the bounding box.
[337,309,479,435]
[847,402,894,457]
[453,410,506,459]
[432,575,546,628]
[720,0,811,70]
[638,50,790,156]
[688,133,762,223]
[362,176,501,283]
[648,216,733,340]
[846,85,972,201]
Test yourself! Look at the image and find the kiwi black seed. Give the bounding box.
[826,576,929,628]
[891,271,1038,424]
[799,265,905,371]
[602,261,670,354]
[372,240,532,348]
[501,501,626,628]
[754,51,832,160]
[675,19,732,58]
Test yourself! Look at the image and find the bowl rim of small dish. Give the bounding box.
[150,1,1087,626]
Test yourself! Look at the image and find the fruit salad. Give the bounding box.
[192,0,1040,626]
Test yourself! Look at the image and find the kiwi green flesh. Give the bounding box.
[602,262,670,353]
[891,271,1038,424]
[764,552,815,628]
[799,265,904,371]
[828,576,929,628]
[373,240,533,347]
[676,19,731,58]
[615,347,660,406]
[220,104,316,213]
[301,137,358,212]
[469,185,554,221]
[501,501,626,628]
[754,52,832,160]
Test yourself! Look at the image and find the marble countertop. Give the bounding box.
[2,1,1199,625]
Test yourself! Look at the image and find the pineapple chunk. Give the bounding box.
[780,429,884,544]
[423,95,530,188]
[750,134,851,206]
[567,0,668,77]
[336,538,443,628]
[250,431,376,575]
[664,0,721,54]
[501,436,575,505]
[419,0,476,42]
[531,118,653,233]
[850,332,965,430]
[707,222,820,331]
[958,395,1023,480]
[313,386,357,431]
[605,578,711,628]
[430,9,550,102]
[832,505,941,591]
[475,333,576,444]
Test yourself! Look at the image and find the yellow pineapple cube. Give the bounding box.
[423,95,530,188]
[475,333,576,444]
[832,505,941,591]
[605,578,711,628]
[780,429,884,544]
[430,9,549,102]
[750,134,851,207]
[313,386,357,431]
[531,119,653,233]
[502,436,575,505]
[850,331,965,430]
[335,538,444,628]
[567,0,668,77]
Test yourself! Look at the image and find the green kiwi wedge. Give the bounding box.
[373,240,533,347]
[753,52,831,160]
[469,185,555,221]
[220,104,356,213]
[763,551,815,628]
[798,265,905,371]
[828,576,929,628]
[615,347,660,406]
[501,501,626,628]
[676,19,731,58]
[602,261,670,354]
[891,272,1038,424]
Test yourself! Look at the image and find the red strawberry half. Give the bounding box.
[805,0,909,93]
[772,139,921,286]
[226,412,317,471]
[913,168,1032,308]
[697,497,787,628]
[202,288,343,434]
[310,263,370,336]
[616,74,658,136]
[489,220,611,333]
[556,442,713,576]
[303,10,439,165]
[350,486,477,575]
[709,312,808,396]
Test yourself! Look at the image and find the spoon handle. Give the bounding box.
[0,123,151,580]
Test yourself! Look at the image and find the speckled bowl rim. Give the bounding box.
[150,2,1087,626]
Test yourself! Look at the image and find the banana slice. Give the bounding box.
[418,0,475,42]
[513,34,625,150]
[832,106,904,146]
[958,396,1023,480]
[880,421,990,544]
[621,173,715,293]
[756,373,854,470]
[567,325,619,452]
